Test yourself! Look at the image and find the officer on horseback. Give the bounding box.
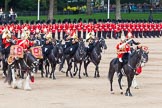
[42,32,53,58]
[116,35,131,74]
[64,33,79,56]
[86,32,96,55]
[59,33,79,71]
[63,29,73,51]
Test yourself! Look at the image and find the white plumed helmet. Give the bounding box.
[36,28,39,33]
[127,32,132,38]
[121,35,126,41]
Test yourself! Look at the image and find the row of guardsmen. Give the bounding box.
[0,19,162,42]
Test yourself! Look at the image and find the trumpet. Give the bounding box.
[7,55,15,65]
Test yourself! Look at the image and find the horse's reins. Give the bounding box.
[127,50,144,71]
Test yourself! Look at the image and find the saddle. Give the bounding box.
[122,53,129,64]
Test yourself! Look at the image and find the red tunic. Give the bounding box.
[116,42,130,58]
[2,38,12,48]
[16,39,34,50]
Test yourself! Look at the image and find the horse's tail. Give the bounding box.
[108,58,117,81]
[4,65,12,85]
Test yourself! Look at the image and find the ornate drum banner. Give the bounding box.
[10,45,24,58]
[30,46,43,59]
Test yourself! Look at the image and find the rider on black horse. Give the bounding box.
[86,32,96,55]
[116,35,131,74]
[42,32,53,59]
[64,34,79,56]
[63,29,73,51]
[59,33,79,71]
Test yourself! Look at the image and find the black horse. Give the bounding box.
[5,52,38,90]
[108,47,149,96]
[59,40,86,78]
[72,40,86,78]
[41,40,64,79]
[83,38,107,78]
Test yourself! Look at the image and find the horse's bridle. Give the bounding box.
[128,49,146,70]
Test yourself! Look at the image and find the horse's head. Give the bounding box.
[24,53,38,73]
[56,40,63,55]
[132,46,149,68]
[99,38,107,50]
[78,40,86,55]
[138,46,149,67]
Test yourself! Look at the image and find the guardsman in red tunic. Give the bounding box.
[116,35,131,73]
[57,20,62,40]
[116,36,130,62]
[97,19,102,39]
[52,20,56,39]
[77,20,83,39]
[83,20,87,39]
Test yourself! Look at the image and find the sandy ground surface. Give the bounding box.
[0,37,162,108]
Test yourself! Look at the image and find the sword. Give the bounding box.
[119,38,132,49]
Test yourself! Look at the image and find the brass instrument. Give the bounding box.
[7,55,15,65]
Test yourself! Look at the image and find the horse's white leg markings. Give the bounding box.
[132,76,138,89]
[141,63,145,67]
[111,91,115,94]
[17,79,23,89]
[24,74,31,90]
[120,89,123,93]
[11,68,17,89]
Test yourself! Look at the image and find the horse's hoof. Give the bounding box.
[134,86,139,89]
[53,78,56,80]
[83,73,85,76]
[97,74,100,77]
[2,73,6,78]
[111,91,115,94]
[79,76,82,79]
[24,87,31,91]
[94,76,96,78]
[11,82,17,89]
[60,70,65,73]
[125,93,128,96]
[120,92,123,95]
[73,73,76,76]
[129,93,133,97]
[17,80,23,89]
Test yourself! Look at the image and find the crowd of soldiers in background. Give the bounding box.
[0,18,162,43]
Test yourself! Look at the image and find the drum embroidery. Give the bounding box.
[30,46,43,59]
[10,45,24,58]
